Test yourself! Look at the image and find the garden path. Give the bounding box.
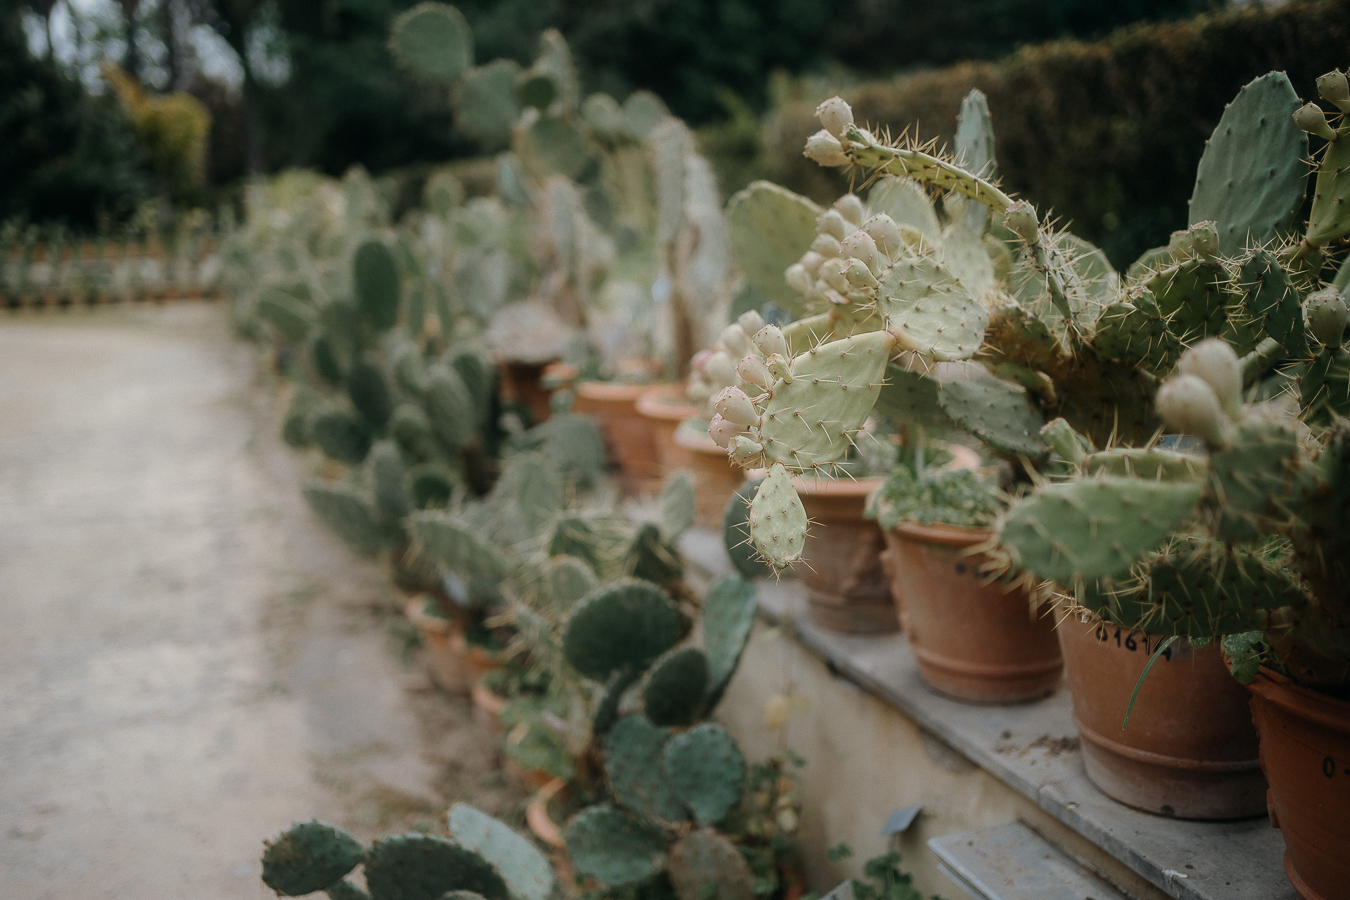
[0,304,521,899]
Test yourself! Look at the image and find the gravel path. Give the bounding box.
[0,304,522,899]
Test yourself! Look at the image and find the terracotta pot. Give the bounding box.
[497,360,556,426]
[673,421,744,527]
[636,385,700,477]
[527,777,568,849]
[884,522,1061,703]
[404,597,474,695]
[1248,669,1350,898]
[791,476,896,633]
[1058,619,1266,819]
[471,679,508,734]
[573,381,665,495]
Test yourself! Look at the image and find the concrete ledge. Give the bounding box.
[680,528,1295,900]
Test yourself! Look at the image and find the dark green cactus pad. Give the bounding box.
[1000,477,1203,583]
[879,255,987,361]
[409,464,456,509]
[522,116,589,180]
[447,804,555,900]
[1091,300,1182,372]
[562,579,682,681]
[1308,122,1350,247]
[322,299,361,361]
[545,556,596,610]
[874,365,952,431]
[261,819,365,896]
[725,181,822,318]
[435,893,486,900]
[625,523,684,585]
[563,805,667,886]
[516,71,557,110]
[663,723,746,827]
[325,879,372,900]
[392,404,437,461]
[425,365,476,450]
[667,829,756,900]
[363,833,509,900]
[1299,347,1350,425]
[258,286,316,342]
[283,385,321,448]
[549,515,600,569]
[1189,72,1308,255]
[1209,419,1303,541]
[603,715,685,823]
[410,511,507,579]
[660,472,696,540]
[592,667,641,737]
[701,574,758,711]
[1144,258,1229,347]
[388,2,473,85]
[982,302,1063,373]
[354,241,401,332]
[456,60,522,146]
[1238,249,1307,357]
[450,351,492,427]
[938,379,1047,460]
[370,441,412,527]
[311,334,345,387]
[311,407,374,464]
[642,647,709,727]
[1054,362,1156,449]
[302,482,387,555]
[721,478,773,580]
[393,343,428,397]
[348,359,395,429]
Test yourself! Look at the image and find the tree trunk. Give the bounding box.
[120,0,141,80]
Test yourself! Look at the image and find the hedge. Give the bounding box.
[754,0,1350,269]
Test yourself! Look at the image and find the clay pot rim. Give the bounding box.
[1249,667,1350,733]
[526,776,568,849]
[889,519,993,547]
[635,384,698,421]
[576,380,659,402]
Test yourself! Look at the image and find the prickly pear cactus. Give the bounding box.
[603,714,685,824]
[563,804,667,886]
[662,723,746,827]
[388,2,473,84]
[561,580,682,682]
[747,464,808,570]
[261,820,365,896]
[363,834,510,900]
[668,829,756,900]
[446,804,555,900]
[642,646,709,727]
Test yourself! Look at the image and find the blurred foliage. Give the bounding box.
[104,64,211,200]
[757,0,1350,270]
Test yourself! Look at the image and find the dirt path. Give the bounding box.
[0,304,525,899]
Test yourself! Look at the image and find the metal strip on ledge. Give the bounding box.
[929,822,1129,900]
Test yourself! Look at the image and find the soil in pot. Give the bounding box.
[636,384,699,477]
[674,419,744,527]
[884,522,1061,703]
[792,476,896,633]
[1058,618,1266,820]
[1248,669,1350,899]
[573,381,664,495]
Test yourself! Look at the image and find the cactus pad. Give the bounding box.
[748,464,808,570]
[701,574,758,710]
[663,723,746,827]
[1000,478,1203,583]
[1209,418,1302,540]
[938,379,1047,459]
[455,61,522,146]
[302,482,386,554]
[1299,347,1350,424]
[311,407,373,465]
[354,240,401,332]
[261,820,365,896]
[411,512,507,579]
[1238,249,1307,357]
[311,334,344,387]
[1308,121,1350,247]
[447,804,555,900]
[325,880,372,900]
[348,360,394,429]
[668,829,756,900]
[722,478,773,579]
[1054,363,1156,449]
[544,556,597,610]
[725,182,822,317]
[603,715,685,824]
[642,647,709,727]
[388,2,473,85]
[1144,258,1228,346]
[625,523,684,585]
[868,176,941,242]
[364,834,509,900]
[757,331,892,472]
[258,287,316,342]
[562,580,682,681]
[660,472,696,540]
[522,116,589,180]
[409,464,456,509]
[425,366,476,450]
[1091,301,1181,372]
[878,255,987,361]
[1084,448,1206,482]
[370,441,412,527]
[563,805,667,886]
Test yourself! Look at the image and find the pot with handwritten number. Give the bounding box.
[1058,616,1266,820]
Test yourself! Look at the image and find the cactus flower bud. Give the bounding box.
[1003,201,1039,244]
[1306,287,1348,348]
[687,379,711,405]
[1178,338,1243,420]
[862,214,904,260]
[765,353,792,383]
[1169,222,1219,262]
[803,130,849,167]
[709,414,747,449]
[704,350,737,386]
[811,233,842,258]
[834,194,866,227]
[1294,102,1337,141]
[1317,70,1350,113]
[843,258,879,289]
[815,96,854,139]
[690,349,713,374]
[729,435,764,463]
[1156,374,1231,447]
[785,263,814,296]
[720,323,755,360]
[737,310,766,336]
[752,325,788,359]
[714,386,761,427]
[840,230,883,275]
[816,209,851,241]
[799,250,824,276]
[818,257,851,294]
[738,353,774,390]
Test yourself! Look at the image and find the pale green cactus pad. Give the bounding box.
[410,511,508,579]
[1083,448,1206,482]
[722,478,774,580]
[456,61,522,145]
[388,2,473,84]
[370,441,412,527]
[257,287,315,342]
[564,805,667,886]
[725,181,822,317]
[302,483,386,555]
[868,176,941,242]
[747,464,808,570]
[878,255,987,360]
[447,804,556,900]
[701,573,758,710]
